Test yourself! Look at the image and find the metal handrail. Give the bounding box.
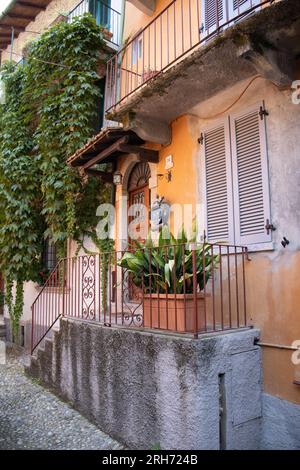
[68,0,122,47]
[31,242,250,353]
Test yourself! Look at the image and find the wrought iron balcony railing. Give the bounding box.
[105,0,278,112]
[31,242,250,353]
[68,0,122,48]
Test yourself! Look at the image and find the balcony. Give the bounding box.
[31,241,250,353]
[105,0,300,143]
[68,0,122,48]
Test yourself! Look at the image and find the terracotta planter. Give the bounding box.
[143,293,207,333]
[142,70,159,82]
[100,28,113,41]
[51,14,68,25]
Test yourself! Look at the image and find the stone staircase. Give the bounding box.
[25,332,57,389]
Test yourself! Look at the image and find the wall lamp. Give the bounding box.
[113,171,123,185]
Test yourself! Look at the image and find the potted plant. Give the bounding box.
[51,11,68,25]
[100,25,113,42]
[118,225,218,333]
[142,68,159,82]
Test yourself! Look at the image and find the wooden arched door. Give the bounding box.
[128,162,151,244]
[127,162,151,301]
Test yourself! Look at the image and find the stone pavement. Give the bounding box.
[0,346,123,450]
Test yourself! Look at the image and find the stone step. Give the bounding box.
[0,324,6,339]
[34,337,54,387]
[25,355,40,380]
[44,337,54,356]
[26,323,60,389]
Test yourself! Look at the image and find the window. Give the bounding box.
[201,103,272,248]
[201,0,260,38]
[132,36,143,65]
[42,238,58,272]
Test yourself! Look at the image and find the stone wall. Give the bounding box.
[27,319,262,449]
[0,0,79,63]
[262,393,300,449]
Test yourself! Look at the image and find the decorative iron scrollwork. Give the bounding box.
[121,269,143,327]
[82,255,96,320]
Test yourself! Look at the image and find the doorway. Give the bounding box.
[128,162,151,245]
[127,162,151,301]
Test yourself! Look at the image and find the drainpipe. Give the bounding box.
[119,0,126,45]
[110,163,116,206]
[255,341,299,351]
[10,27,14,62]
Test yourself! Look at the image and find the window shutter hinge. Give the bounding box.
[265,219,276,235]
[198,133,204,145]
[200,229,207,242]
[259,106,269,120]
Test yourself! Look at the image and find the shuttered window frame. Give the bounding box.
[201,0,261,40]
[229,0,260,19]
[200,117,235,244]
[230,103,272,248]
[200,103,273,252]
[201,0,227,38]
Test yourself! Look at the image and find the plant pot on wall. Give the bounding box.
[118,224,219,335]
[143,293,207,333]
[100,27,113,42]
[142,69,159,82]
[51,13,68,25]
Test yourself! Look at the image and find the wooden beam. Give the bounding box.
[85,169,114,184]
[83,136,130,169]
[0,25,24,32]
[6,13,36,21]
[17,1,47,10]
[117,143,159,163]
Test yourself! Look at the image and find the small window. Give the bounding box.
[132,36,143,65]
[42,238,58,272]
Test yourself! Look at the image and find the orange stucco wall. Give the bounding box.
[246,251,300,404]
[156,115,196,227]
[123,0,170,42]
[115,114,197,242]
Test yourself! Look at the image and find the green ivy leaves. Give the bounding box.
[0,15,113,333]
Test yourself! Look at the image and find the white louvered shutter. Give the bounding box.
[203,121,234,243]
[230,105,271,246]
[228,0,260,21]
[201,0,227,38]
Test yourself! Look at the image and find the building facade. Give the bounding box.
[1,0,300,449]
[68,0,300,448]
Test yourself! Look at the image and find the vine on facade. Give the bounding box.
[0,15,112,336]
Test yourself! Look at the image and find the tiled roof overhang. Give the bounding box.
[0,0,52,51]
[67,127,159,170]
